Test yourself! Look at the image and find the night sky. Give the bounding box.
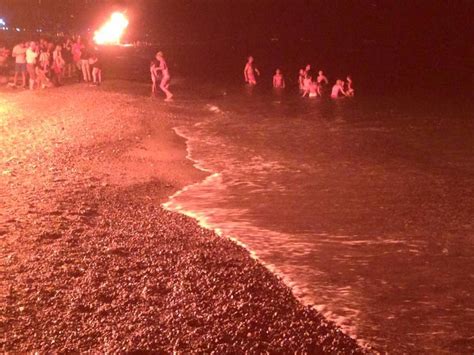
[1,1,471,47]
[1,0,472,91]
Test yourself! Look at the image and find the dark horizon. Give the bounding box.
[1,1,472,47]
[1,0,472,95]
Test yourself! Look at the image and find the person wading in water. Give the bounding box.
[154,51,173,101]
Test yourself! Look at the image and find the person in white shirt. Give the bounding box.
[26,42,38,90]
[12,42,27,87]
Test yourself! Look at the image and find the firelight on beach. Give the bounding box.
[93,12,128,45]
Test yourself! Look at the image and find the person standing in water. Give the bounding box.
[317,70,328,83]
[314,70,328,96]
[346,75,355,97]
[273,69,285,88]
[154,51,173,101]
[309,80,320,98]
[244,56,260,85]
[317,70,328,85]
[302,73,314,98]
[298,69,305,91]
[331,79,348,98]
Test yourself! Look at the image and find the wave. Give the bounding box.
[162,118,370,349]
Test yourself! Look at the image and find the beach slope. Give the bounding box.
[0,82,363,353]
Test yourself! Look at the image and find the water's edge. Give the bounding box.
[162,125,371,350]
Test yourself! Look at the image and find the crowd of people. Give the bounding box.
[1,36,102,90]
[244,56,355,98]
[3,42,355,101]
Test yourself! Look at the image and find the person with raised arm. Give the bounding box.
[346,75,355,97]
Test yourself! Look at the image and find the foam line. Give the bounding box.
[162,122,371,350]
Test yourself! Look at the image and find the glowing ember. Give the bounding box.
[94,12,129,45]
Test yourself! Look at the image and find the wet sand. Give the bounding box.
[0,82,362,352]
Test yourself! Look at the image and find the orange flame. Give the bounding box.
[94,12,129,45]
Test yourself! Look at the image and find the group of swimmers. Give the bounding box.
[244,56,355,98]
[149,53,352,101]
[149,53,353,101]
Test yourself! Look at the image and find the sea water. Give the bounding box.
[164,87,474,354]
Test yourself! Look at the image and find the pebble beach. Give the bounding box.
[0,82,363,353]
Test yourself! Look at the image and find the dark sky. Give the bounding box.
[0,0,472,49]
[142,1,472,51]
[1,0,471,90]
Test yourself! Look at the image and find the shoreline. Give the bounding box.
[1,81,364,352]
[164,125,366,345]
